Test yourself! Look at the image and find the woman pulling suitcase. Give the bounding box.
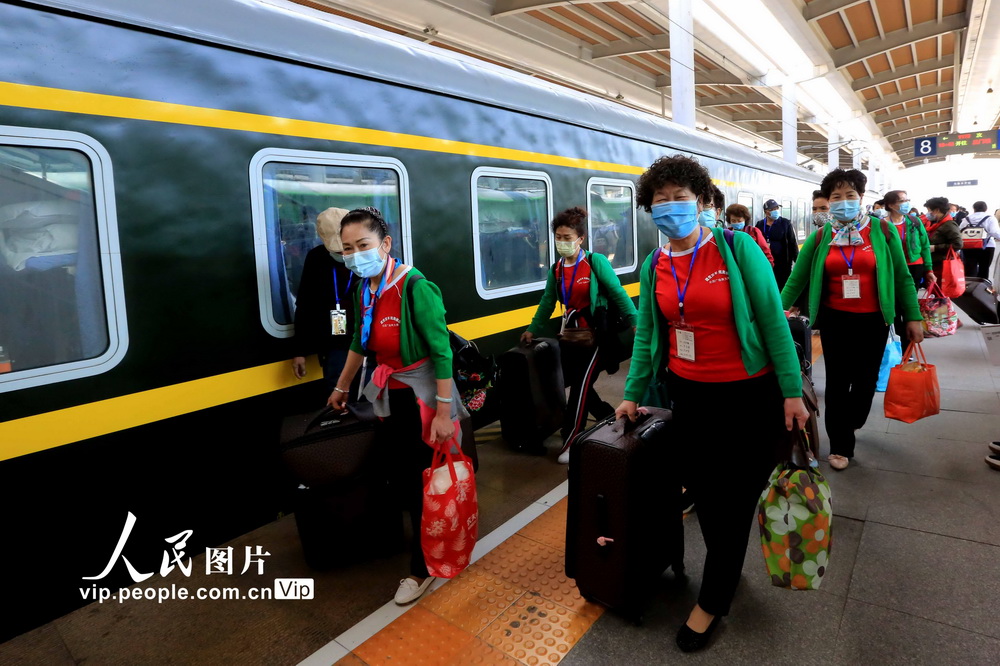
[521,207,637,463]
[616,155,809,652]
[327,207,463,606]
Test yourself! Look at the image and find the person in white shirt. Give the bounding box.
[959,201,1000,279]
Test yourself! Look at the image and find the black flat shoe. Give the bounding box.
[676,616,721,653]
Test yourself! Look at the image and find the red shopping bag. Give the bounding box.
[919,284,958,337]
[884,342,940,423]
[940,248,965,298]
[421,444,478,578]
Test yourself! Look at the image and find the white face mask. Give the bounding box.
[555,240,581,259]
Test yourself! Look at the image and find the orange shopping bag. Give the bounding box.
[884,342,940,423]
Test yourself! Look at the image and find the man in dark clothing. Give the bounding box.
[291,207,359,396]
[755,198,799,289]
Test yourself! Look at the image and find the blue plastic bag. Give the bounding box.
[876,333,903,392]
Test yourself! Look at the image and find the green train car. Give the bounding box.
[0,0,819,638]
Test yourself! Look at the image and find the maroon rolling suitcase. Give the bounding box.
[499,338,566,451]
[565,407,683,621]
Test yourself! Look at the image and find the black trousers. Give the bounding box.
[894,264,927,352]
[963,247,995,280]
[667,371,787,617]
[559,341,613,449]
[818,308,889,458]
[377,388,433,578]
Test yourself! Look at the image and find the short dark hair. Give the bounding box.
[874,199,885,207]
[635,154,713,212]
[924,196,949,214]
[341,206,390,240]
[712,185,725,211]
[819,168,867,199]
[725,203,751,222]
[883,190,906,207]
[551,206,587,237]
[812,189,826,201]
[973,201,987,212]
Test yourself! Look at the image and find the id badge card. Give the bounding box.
[675,326,696,361]
[842,275,861,299]
[330,308,348,336]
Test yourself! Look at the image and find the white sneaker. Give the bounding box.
[394,576,434,605]
[557,448,571,464]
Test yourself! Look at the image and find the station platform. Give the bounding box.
[3,311,1000,664]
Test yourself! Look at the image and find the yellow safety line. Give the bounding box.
[0,81,646,175]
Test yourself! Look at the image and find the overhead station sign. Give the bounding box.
[913,130,998,158]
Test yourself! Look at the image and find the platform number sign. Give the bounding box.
[914,136,937,157]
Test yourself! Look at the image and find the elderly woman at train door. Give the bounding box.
[616,154,808,652]
[521,207,637,464]
[781,169,923,471]
[328,207,464,606]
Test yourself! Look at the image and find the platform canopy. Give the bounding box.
[287,0,999,171]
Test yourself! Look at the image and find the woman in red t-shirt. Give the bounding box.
[725,203,773,266]
[522,208,638,463]
[616,155,808,652]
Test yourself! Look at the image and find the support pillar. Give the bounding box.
[852,147,862,170]
[782,80,797,164]
[827,125,839,173]
[668,0,695,128]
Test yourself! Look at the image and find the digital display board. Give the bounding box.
[914,130,998,158]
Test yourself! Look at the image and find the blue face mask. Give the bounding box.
[698,209,716,227]
[898,201,912,215]
[768,209,780,220]
[651,200,699,239]
[829,199,860,222]
[344,245,386,278]
[730,222,746,230]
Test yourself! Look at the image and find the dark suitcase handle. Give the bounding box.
[307,407,344,431]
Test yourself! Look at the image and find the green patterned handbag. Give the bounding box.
[757,429,832,590]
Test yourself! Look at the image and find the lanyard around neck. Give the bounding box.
[559,250,583,309]
[668,228,704,323]
[332,269,353,309]
[838,245,857,275]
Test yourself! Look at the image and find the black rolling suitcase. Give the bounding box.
[788,315,813,377]
[565,408,683,621]
[953,277,999,325]
[280,405,401,569]
[499,338,566,451]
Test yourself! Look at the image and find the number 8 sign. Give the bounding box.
[914,136,937,156]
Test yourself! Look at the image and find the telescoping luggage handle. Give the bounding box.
[307,357,372,430]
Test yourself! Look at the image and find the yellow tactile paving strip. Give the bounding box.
[343,498,603,665]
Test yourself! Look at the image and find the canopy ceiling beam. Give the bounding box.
[831,14,966,69]
[864,82,953,113]
[804,0,870,22]
[697,91,773,108]
[850,57,952,91]
[881,115,953,138]
[492,0,601,18]
[875,100,952,124]
[592,34,670,59]
[655,69,744,87]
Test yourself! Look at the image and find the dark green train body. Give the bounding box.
[0,0,819,638]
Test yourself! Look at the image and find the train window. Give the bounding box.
[737,192,754,213]
[781,198,792,223]
[471,167,554,300]
[798,199,808,239]
[249,149,410,338]
[0,127,127,393]
[587,178,637,274]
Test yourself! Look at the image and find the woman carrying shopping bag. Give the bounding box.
[616,154,809,652]
[782,169,924,471]
[328,207,467,606]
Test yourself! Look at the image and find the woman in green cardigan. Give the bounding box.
[329,207,462,607]
[616,155,808,652]
[781,170,924,471]
[521,207,637,464]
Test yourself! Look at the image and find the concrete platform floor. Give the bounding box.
[4,311,1000,664]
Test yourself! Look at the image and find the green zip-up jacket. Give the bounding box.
[623,228,802,402]
[526,251,638,335]
[892,212,933,267]
[780,217,922,327]
[349,267,453,380]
